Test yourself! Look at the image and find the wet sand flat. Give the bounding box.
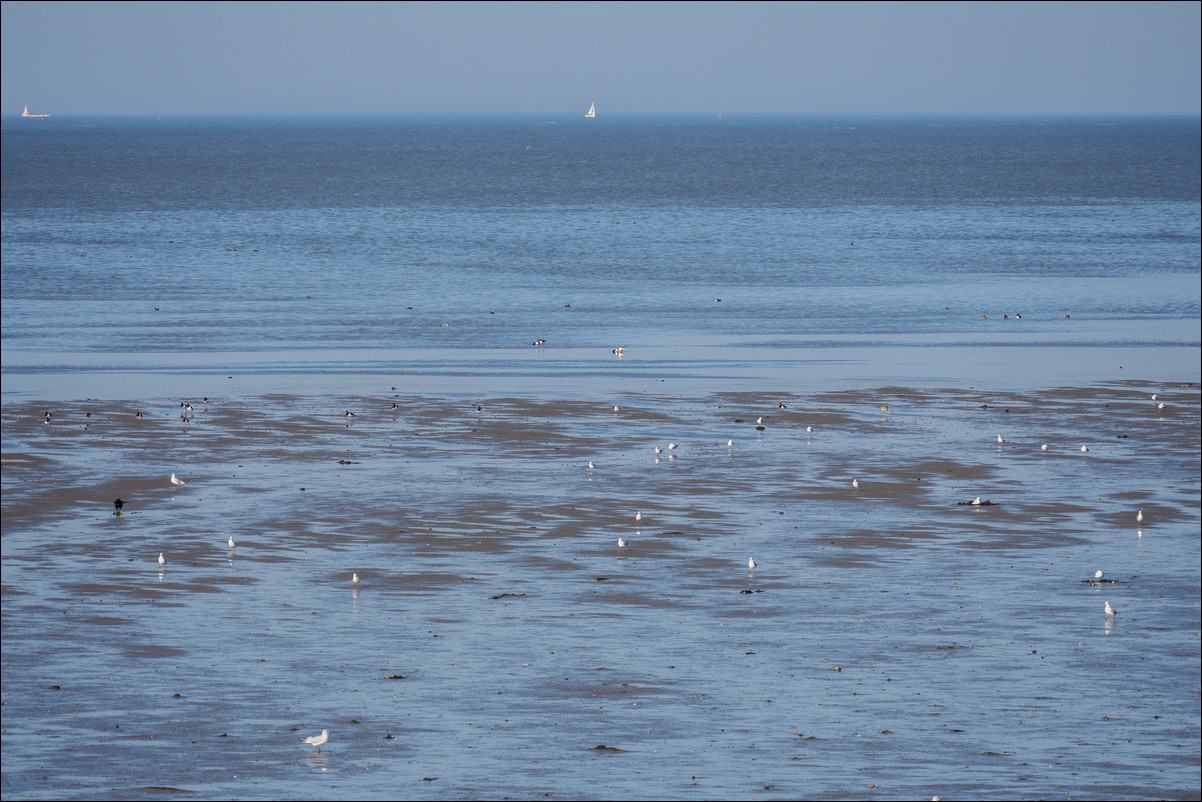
[2,383,1200,800]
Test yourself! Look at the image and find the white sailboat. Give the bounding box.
[585,102,596,118]
[21,103,50,119]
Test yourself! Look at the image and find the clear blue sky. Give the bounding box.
[3,1,1199,115]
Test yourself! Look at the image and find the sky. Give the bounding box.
[2,1,1199,116]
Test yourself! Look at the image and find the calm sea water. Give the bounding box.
[2,114,1199,395]
[3,115,1200,800]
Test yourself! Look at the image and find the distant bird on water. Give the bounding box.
[44,411,52,424]
[748,557,757,572]
[852,479,861,491]
[353,573,360,586]
[532,339,546,346]
[158,552,166,568]
[1104,601,1118,618]
[1136,509,1144,524]
[1094,570,1104,580]
[301,729,330,753]
[997,434,1004,445]
[114,498,124,514]
[635,511,642,524]
[228,536,236,549]
[170,473,185,487]
[617,537,626,548]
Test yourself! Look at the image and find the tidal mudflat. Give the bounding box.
[2,383,1199,800]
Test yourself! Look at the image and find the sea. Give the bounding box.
[2,113,1199,397]
[2,115,1200,801]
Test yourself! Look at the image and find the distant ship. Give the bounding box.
[21,104,50,119]
[585,102,595,118]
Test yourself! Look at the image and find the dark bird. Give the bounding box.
[114,498,125,514]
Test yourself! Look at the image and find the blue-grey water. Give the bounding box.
[2,114,1199,394]
[2,115,1200,800]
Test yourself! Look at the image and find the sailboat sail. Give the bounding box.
[21,104,50,119]
[585,102,596,118]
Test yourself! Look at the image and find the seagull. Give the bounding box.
[1157,402,1165,410]
[158,553,166,568]
[779,403,788,410]
[1080,445,1089,453]
[654,446,662,455]
[114,498,124,514]
[1095,570,1104,580]
[971,496,982,506]
[668,443,677,450]
[1151,394,1157,400]
[1136,509,1144,524]
[727,439,733,447]
[852,479,861,491]
[353,573,360,586]
[588,461,595,470]
[748,557,757,572]
[1104,601,1118,618]
[1041,444,1048,451]
[302,729,330,753]
[806,426,813,433]
[228,536,236,549]
[635,511,642,524]
[756,417,763,425]
[617,537,626,548]
[613,406,619,412]
[997,434,1004,445]
[170,473,185,487]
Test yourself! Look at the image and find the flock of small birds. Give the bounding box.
[29,383,1179,757]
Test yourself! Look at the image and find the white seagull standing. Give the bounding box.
[1041,443,1048,451]
[635,511,642,524]
[170,473,185,487]
[302,729,330,753]
[1080,445,1089,453]
[227,536,236,549]
[1104,601,1118,618]
[852,479,861,491]
[748,557,757,572]
[353,573,360,586]
[1095,570,1105,580]
[1136,509,1144,524]
[971,496,982,506]
[158,552,166,568]
[588,461,595,470]
[997,434,1004,445]
[617,537,626,548]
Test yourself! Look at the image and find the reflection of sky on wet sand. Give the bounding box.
[1,382,1198,800]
